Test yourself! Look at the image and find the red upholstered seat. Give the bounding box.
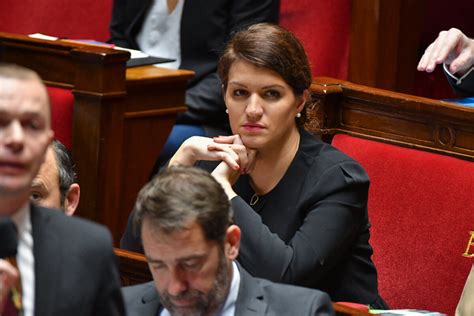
[47,87,74,148]
[332,134,474,315]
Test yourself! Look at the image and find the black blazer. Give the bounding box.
[231,129,384,307]
[122,264,334,316]
[31,204,124,316]
[108,0,279,132]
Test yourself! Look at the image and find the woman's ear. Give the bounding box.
[296,89,310,113]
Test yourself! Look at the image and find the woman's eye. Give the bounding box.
[265,90,281,98]
[233,89,248,97]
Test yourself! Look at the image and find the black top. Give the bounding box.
[230,129,383,306]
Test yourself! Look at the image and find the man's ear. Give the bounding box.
[64,183,80,216]
[225,225,241,260]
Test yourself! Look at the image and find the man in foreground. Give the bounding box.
[123,166,334,315]
[0,63,124,316]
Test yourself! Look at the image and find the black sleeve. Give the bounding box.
[445,67,474,96]
[120,209,144,253]
[108,0,147,49]
[233,161,369,286]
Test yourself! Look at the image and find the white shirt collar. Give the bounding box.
[10,202,31,235]
[218,261,241,316]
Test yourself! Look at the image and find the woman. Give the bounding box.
[124,23,386,308]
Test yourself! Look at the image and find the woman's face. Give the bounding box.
[224,60,305,150]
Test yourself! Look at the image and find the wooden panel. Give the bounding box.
[349,0,426,93]
[0,32,194,243]
[115,248,152,286]
[310,77,474,161]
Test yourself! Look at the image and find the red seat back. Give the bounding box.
[280,0,351,79]
[0,0,112,41]
[47,87,74,148]
[332,134,474,315]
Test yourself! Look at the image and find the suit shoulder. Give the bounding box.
[255,277,333,313]
[122,282,159,315]
[122,282,156,301]
[33,205,113,246]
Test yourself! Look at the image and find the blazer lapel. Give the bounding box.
[234,266,268,316]
[30,205,62,316]
[140,284,162,315]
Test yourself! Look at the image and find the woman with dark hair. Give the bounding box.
[124,23,386,308]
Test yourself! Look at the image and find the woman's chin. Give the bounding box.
[240,136,263,150]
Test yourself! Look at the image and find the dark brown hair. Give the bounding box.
[133,166,233,243]
[218,23,314,126]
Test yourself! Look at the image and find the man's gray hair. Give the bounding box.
[51,140,77,207]
[133,166,233,243]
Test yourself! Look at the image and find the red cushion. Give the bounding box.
[332,134,474,315]
[280,0,351,79]
[0,0,112,41]
[47,87,74,148]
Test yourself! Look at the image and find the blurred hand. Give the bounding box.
[0,259,19,313]
[418,28,474,75]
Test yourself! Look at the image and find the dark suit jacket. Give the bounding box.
[31,204,124,316]
[108,0,279,133]
[445,67,474,95]
[122,264,334,315]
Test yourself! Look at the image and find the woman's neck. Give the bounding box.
[248,127,301,195]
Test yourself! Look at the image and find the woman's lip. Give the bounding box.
[243,124,264,132]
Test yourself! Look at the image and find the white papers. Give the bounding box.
[28,33,58,41]
[114,47,149,59]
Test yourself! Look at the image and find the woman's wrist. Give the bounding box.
[169,141,197,167]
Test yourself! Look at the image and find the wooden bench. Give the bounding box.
[0,32,193,242]
[309,77,474,314]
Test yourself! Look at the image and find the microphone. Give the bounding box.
[0,217,18,258]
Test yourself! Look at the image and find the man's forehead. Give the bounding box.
[0,77,49,114]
